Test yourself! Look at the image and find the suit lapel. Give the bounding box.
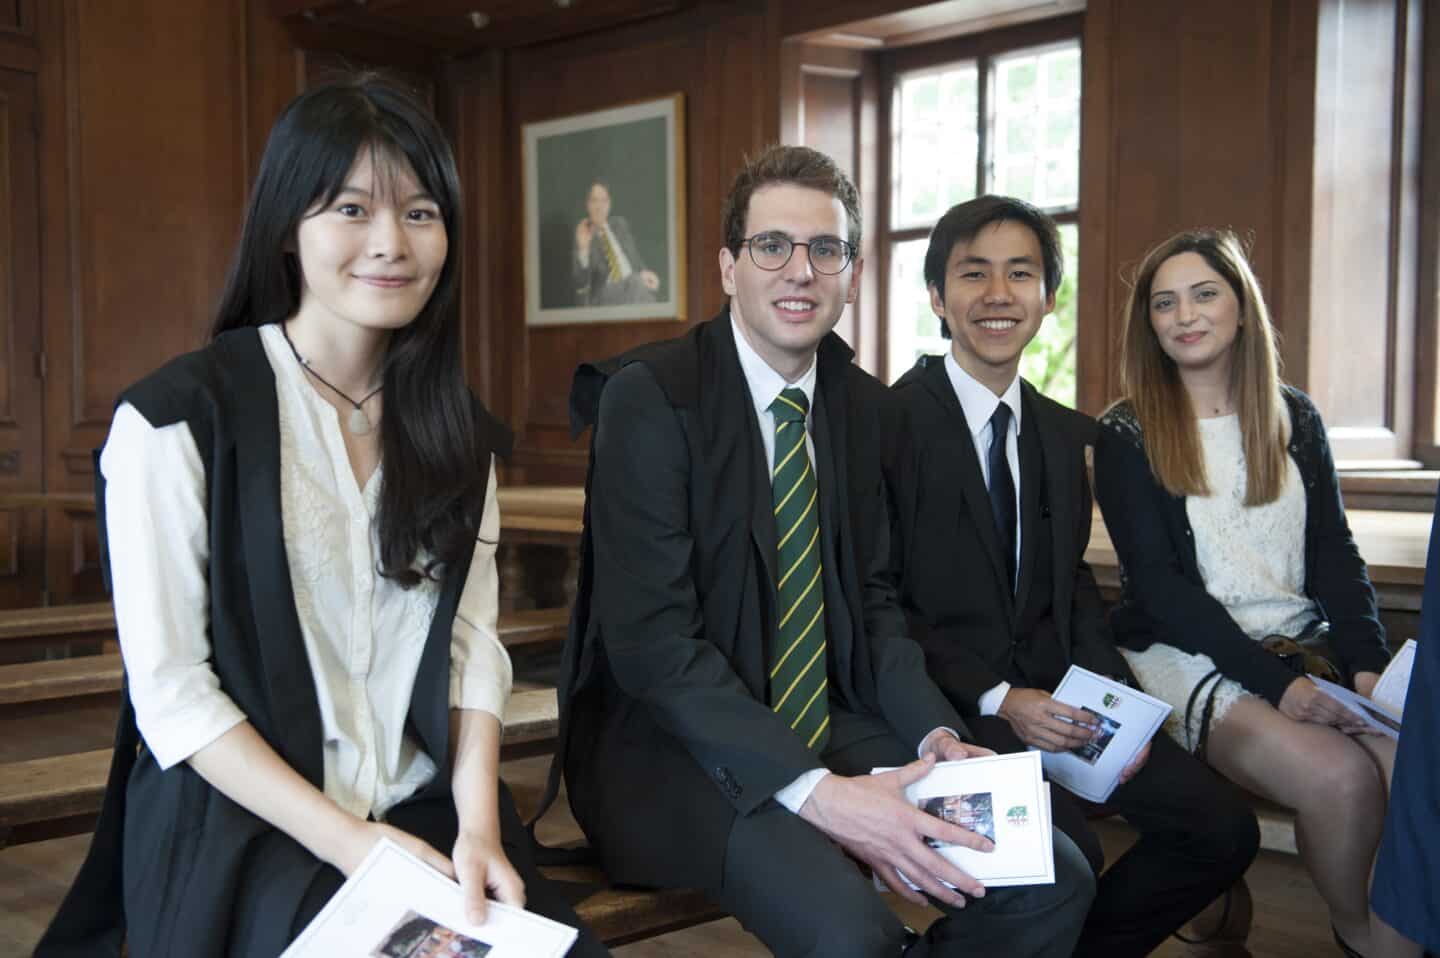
[918,360,1014,619]
[1024,383,1077,642]
[1015,394,1044,619]
[814,336,858,672]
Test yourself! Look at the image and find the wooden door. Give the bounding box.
[0,67,44,607]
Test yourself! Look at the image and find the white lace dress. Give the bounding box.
[1122,413,1316,750]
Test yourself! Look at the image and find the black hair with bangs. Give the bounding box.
[214,74,487,587]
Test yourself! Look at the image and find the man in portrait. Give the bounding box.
[573,179,661,306]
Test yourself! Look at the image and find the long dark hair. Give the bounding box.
[213,75,484,587]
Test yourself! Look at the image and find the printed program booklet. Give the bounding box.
[281,838,578,958]
[1311,672,1403,740]
[1371,638,1416,718]
[1041,665,1172,803]
[874,750,1055,889]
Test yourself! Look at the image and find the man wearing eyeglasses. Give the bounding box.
[555,145,1094,958]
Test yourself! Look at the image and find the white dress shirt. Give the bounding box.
[101,322,511,821]
[731,318,955,812]
[942,351,1023,717]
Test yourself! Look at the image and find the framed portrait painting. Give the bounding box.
[523,94,686,326]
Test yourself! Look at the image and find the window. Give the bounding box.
[883,37,1081,405]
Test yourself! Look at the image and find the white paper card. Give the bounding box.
[281,838,578,958]
[874,751,1055,888]
[1041,666,1172,803]
[1310,675,1401,739]
[1372,639,1416,718]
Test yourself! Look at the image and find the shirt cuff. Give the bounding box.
[978,681,1012,717]
[917,726,963,758]
[449,666,509,723]
[774,768,830,813]
[143,695,248,771]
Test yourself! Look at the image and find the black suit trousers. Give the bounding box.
[716,707,1095,958]
[970,716,1259,958]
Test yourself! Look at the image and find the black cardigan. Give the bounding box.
[1093,386,1389,707]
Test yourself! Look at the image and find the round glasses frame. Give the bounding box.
[740,232,856,275]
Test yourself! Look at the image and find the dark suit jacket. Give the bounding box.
[572,215,650,306]
[553,311,966,890]
[885,356,1134,716]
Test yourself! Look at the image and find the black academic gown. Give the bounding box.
[34,327,510,958]
[545,309,966,892]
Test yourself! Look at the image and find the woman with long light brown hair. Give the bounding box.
[1093,230,1416,958]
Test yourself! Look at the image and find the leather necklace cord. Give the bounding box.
[279,322,383,435]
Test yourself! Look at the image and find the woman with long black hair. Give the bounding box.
[36,76,608,958]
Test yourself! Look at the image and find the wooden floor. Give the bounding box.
[0,751,1338,956]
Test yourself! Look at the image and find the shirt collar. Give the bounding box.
[943,350,1023,440]
[731,314,817,419]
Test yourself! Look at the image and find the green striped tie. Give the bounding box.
[768,387,830,752]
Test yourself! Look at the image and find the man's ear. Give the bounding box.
[929,283,945,317]
[845,256,865,304]
[719,247,738,297]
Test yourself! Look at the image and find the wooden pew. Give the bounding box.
[0,603,115,642]
[0,654,124,706]
[0,684,725,947]
[545,866,724,947]
[500,486,1433,611]
[0,603,568,650]
[0,688,561,848]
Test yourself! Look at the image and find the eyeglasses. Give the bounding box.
[740,232,855,275]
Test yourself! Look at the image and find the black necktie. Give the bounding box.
[987,403,1017,593]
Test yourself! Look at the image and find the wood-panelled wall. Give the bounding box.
[1078,0,1426,464]
[450,1,782,483]
[1,0,304,603]
[0,0,1427,603]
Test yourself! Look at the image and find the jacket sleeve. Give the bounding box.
[589,363,822,815]
[1298,399,1390,679]
[1093,418,1298,706]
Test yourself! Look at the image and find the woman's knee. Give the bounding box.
[1305,738,1386,815]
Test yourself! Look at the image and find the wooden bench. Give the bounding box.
[0,688,561,849]
[0,680,726,948]
[0,602,116,651]
[0,654,124,706]
[546,865,724,947]
[0,603,567,649]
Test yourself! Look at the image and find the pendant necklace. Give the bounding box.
[279,323,383,436]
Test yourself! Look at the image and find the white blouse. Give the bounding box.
[1186,413,1316,640]
[101,322,510,820]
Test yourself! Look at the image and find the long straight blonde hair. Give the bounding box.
[1116,229,1289,506]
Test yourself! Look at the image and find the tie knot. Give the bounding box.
[990,401,1012,436]
[770,388,810,424]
